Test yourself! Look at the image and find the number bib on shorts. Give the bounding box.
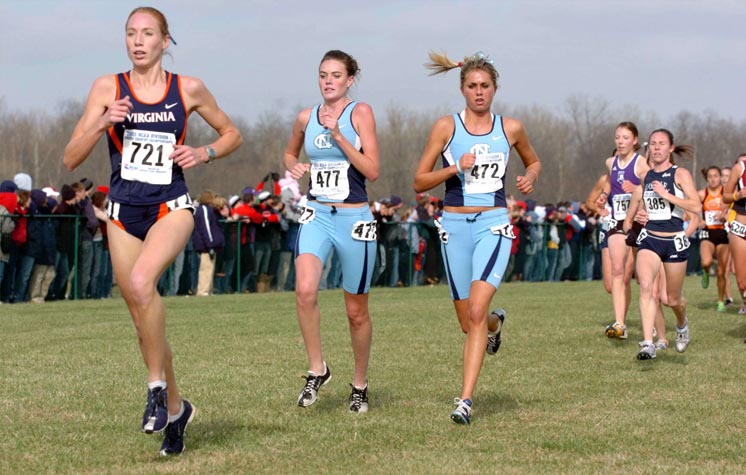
[121,129,175,185]
[730,220,746,238]
[704,210,723,227]
[311,160,350,200]
[673,232,690,252]
[351,221,377,241]
[464,153,506,194]
[612,193,631,219]
[644,191,671,221]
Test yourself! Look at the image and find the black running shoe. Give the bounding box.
[142,386,169,434]
[348,384,369,413]
[486,308,506,355]
[160,400,195,456]
[297,363,332,407]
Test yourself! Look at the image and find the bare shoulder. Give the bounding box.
[433,114,456,133]
[177,75,207,97]
[605,155,615,171]
[675,166,693,181]
[89,74,118,103]
[352,101,374,116]
[501,116,524,135]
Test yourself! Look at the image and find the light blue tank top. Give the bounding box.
[442,112,510,207]
[304,101,368,204]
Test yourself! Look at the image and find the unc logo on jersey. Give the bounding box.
[314,133,333,150]
[470,143,490,156]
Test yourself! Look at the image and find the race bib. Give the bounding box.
[121,129,175,185]
[351,220,377,241]
[612,193,631,219]
[730,220,746,238]
[490,223,516,239]
[673,233,690,252]
[704,210,723,227]
[464,152,506,194]
[434,218,449,244]
[298,206,316,224]
[311,160,350,200]
[644,191,671,221]
[699,229,709,240]
[636,228,648,245]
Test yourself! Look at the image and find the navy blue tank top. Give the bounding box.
[643,165,685,233]
[106,71,189,205]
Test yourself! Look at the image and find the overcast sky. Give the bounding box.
[1,0,745,125]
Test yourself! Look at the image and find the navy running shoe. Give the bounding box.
[142,386,169,434]
[160,400,195,456]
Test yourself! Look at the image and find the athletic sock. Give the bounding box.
[169,401,185,422]
[148,380,167,390]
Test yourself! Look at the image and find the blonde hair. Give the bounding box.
[425,51,499,88]
[197,190,215,206]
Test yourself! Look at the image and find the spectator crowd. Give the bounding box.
[0,169,707,304]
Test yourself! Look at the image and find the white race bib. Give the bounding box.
[121,129,175,185]
[612,193,631,219]
[673,232,690,252]
[644,191,671,221]
[704,210,723,227]
[490,223,516,239]
[298,206,316,224]
[464,152,506,194]
[351,220,377,241]
[730,220,746,238]
[311,160,350,200]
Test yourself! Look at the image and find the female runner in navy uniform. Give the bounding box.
[63,7,242,456]
[284,50,379,413]
[624,129,700,360]
[414,51,541,424]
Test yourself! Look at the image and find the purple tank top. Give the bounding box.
[608,154,641,220]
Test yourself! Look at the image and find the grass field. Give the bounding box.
[1,277,745,474]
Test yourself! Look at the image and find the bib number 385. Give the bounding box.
[351,221,377,241]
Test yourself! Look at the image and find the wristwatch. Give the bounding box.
[204,146,216,164]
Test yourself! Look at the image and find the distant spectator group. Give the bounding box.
[3,169,687,304]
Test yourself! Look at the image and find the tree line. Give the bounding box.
[1,96,744,205]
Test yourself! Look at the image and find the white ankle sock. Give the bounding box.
[148,380,167,390]
[169,401,185,422]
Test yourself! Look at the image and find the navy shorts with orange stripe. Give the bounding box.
[107,193,194,241]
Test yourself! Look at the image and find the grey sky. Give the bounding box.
[1,0,745,124]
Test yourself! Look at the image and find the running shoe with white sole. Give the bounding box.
[297,363,332,408]
[486,308,506,355]
[159,400,195,456]
[675,321,690,353]
[348,384,369,414]
[450,398,472,425]
[142,386,169,434]
[637,342,656,360]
